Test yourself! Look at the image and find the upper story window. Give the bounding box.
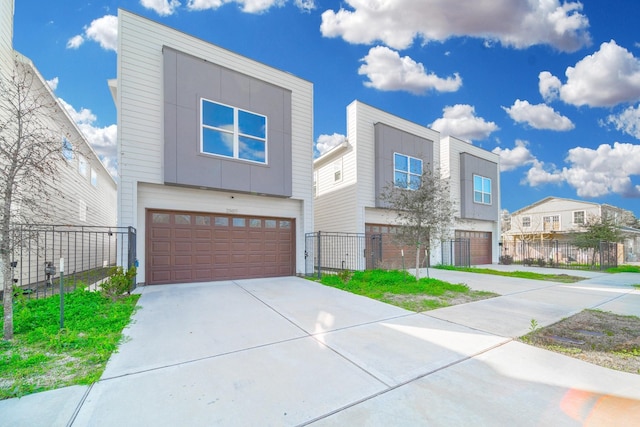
[201,99,267,164]
[78,154,88,177]
[543,215,560,231]
[394,153,422,190]
[573,210,585,225]
[62,137,73,161]
[333,159,342,182]
[473,175,492,205]
[522,216,531,228]
[90,169,98,187]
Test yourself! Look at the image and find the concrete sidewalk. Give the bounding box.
[2,271,639,426]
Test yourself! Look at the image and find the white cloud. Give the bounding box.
[491,140,536,171]
[430,104,498,141]
[315,133,346,156]
[604,104,640,139]
[46,77,59,91]
[294,0,315,12]
[66,35,84,49]
[69,15,118,52]
[187,0,286,13]
[503,99,574,131]
[59,98,118,178]
[524,159,564,187]
[358,46,462,95]
[523,142,640,198]
[141,0,182,16]
[562,142,640,197]
[320,0,590,52]
[543,40,640,107]
[538,71,561,102]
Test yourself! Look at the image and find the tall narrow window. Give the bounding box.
[78,155,88,177]
[90,169,98,187]
[394,153,422,190]
[522,216,531,228]
[62,137,73,161]
[473,175,492,205]
[201,99,267,164]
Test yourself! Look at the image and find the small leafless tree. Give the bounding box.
[1,56,71,340]
[381,166,454,280]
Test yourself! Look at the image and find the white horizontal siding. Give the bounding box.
[313,185,358,233]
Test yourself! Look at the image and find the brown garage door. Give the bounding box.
[146,209,295,285]
[455,230,492,265]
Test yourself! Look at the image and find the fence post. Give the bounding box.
[316,231,321,279]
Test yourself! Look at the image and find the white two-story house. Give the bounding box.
[313,101,500,270]
[504,196,639,263]
[1,0,117,288]
[113,10,314,285]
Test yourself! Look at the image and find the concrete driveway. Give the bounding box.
[2,270,640,426]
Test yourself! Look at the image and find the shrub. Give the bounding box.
[523,258,535,266]
[536,258,547,267]
[499,255,513,265]
[101,266,136,300]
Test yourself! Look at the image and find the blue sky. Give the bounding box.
[11,0,640,218]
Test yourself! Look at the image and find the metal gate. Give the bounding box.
[441,238,471,267]
[305,231,382,277]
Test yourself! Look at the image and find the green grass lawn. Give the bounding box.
[433,265,587,283]
[318,269,497,312]
[0,289,139,399]
[606,265,640,273]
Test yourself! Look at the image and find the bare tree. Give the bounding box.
[381,166,454,280]
[1,56,70,340]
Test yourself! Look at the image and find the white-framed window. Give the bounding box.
[573,210,585,225]
[473,175,492,205]
[200,99,267,164]
[78,154,88,177]
[543,215,560,231]
[522,216,531,228]
[394,153,422,190]
[62,137,73,161]
[333,159,342,183]
[90,169,98,187]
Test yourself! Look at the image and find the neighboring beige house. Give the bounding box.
[313,101,501,269]
[1,0,117,286]
[112,10,313,285]
[504,196,639,263]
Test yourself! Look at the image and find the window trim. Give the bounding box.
[473,174,492,205]
[393,152,423,190]
[200,98,268,165]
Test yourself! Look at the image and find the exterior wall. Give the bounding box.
[117,10,314,282]
[352,101,440,233]
[374,122,434,207]
[163,47,292,197]
[0,0,13,79]
[441,136,501,263]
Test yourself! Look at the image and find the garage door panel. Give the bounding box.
[174,229,192,239]
[147,209,295,284]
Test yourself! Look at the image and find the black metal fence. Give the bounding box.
[2,225,136,300]
[305,231,382,277]
[305,232,468,277]
[501,240,619,270]
[441,238,471,267]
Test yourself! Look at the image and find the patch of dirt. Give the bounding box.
[383,290,496,312]
[522,310,640,375]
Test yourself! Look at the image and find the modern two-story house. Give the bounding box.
[313,101,500,270]
[113,10,314,285]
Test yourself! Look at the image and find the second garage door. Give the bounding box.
[146,209,295,285]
